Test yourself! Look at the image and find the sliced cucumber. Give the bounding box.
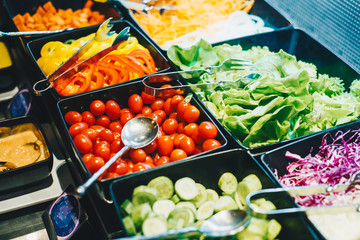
[191,183,208,208]
[175,177,199,201]
[214,195,238,213]
[122,215,137,236]
[170,194,181,204]
[267,219,282,240]
[218,172,238,194]
[237,175,262,205]
[152,200,175,219]
[206,189,219,202]
[255,199,276,211]
[234,190,245,210]
[167,207,195,229]
[120,199,133,216]
[132,185,158,206]
[175,201,197,215]
[148,176,174,200]
[242,174,262,190]
[142,217,168,236]
[131,203,152,229]
[196,201,215,220]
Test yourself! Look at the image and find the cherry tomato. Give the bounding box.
[184,105,200,123]
[73,133,93,154]
[105,100,121,120]
[81,111,96,126]
[168,112,177,119]
[194,145,203,154]
[120,112,134,126]
[109,121,122,133]
[110,139,123,153]
[170,95,184,110]
[141,91,155,105]
[82,153,95,164]
[99,128,114,143]
[90,100,106,116]
[102,172,120,179]
[173,134,186,148]
[163,98,172,114]
[170,149,187,162]
[151,98,164,111]
[157,135,174,156]
[155,156,170,166]
[177,101,190,121]
[113,131,121,140]
[94,142,111,161]
[133,162,153,172]
[156,127,165,139]
[198,121,218,139]
[65,111,82,125]
[153,110,166,122]
[143,140,157,154]
[162,118,178,135]
[69,122,88,137]
[149,112,163,126]
[169,133,178,141]
[202,139,221,151]
[191,128,205,145]
[96,115,111,128]
[179,135,195,155]
[129,149,147,163]
[160,84,175,99]
[81,128,98,141]
[120,108,131,115]
[128,94,143,113]
[141,106,152,116]
[184,123,198,137]
[90,125,106,135]
[86,156,105,174]
[112,159,129,175]
[177,122,186,134]
[144,155,154,164]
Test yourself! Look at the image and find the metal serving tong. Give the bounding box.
[142,58,258,97]
[247,171,360,218]
[33,18,130,95]
[0,28,75,38]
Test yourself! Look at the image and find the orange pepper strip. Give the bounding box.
[121,55,153,76]
[96,63,120,85]
[111,65,130,83]
[89,69,105,90]
[128,49,157,73]
[100,54,145,77]
[58,64,94,96]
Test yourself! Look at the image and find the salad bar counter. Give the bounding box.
[0,0,359,239]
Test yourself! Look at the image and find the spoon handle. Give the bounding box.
[0,28,73,37]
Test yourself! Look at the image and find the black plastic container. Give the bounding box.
[0,115,53,192]
[26,20,171,101]
[110,148,324,239]
[116,0,291,52]
[183,28,360,156]
[56,79,228,197]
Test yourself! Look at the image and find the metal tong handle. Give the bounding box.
[246,172,360,218]
[0,28,74,37]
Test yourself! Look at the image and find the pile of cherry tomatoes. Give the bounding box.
[64,90,222,180]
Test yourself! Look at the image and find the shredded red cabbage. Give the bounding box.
[277,129,360,207]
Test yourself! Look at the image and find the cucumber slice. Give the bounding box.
[120,199,133,216]
[255,199,276,211]
[242,174,262,190]
[191,183,208,208]
[214,195,238,213]
[131,203,152,229]
[142,217,168,236]
[167,207,195,229]
[148,176,174,200]
[132,185,158,206]
[196,201,215,220]
[234,190,245,210]
[237,175,262,206]
[246,218,269,236]
[175,177,199,200]
[171,194,181,204]
[267,219,282,240]
[152,199,176,219]
[218,172,238,194]
[175,201,197,215]
[122,215,137,236]
[206,189,219,202]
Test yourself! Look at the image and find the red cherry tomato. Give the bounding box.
[155,156,170,166]
[168,112,177,119]
[94,141,111,161]
[177,122,186,134]
[153,110,166,122]
[162,118,178,135]
[173,134,186,148]
[163,98,172,114]
[82,153,95,164]
[69,122,88,137]
[110,139,123,153]
[149,112,163,126]
[177,101,190,121]
[141,106,152,116]
[96,115,111,128]
[102,172,120,179]
[120,108,131,115]
[112,159,129,175]
[198,121,218,139]
[179,135,195,155]
[143,140,157,154]
[157,135,174,156]
[109,121,122,133]
[170,95,184,111]
[81,111,96,126]
[128,94,143,113]
[129,149,147,163]
[144,155,154,164]
[81,128,98,141]
[170,149,187,162]
[105,100,121,120]
[86,156,105,174]
[65,111,82,125]
[191,128,205,145]
[141,91,155,105]
[202,139,221,151]
[184,123,198,137]
[90,125,106,135]
[73,133,93,154]
[184,105,200,123]
[151,98,164,111]
[90,100,106,116]
[133,162,153,172]
[99,128,114,143]
[120,112,134,126]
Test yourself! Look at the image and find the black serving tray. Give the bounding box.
[110,148,324,239]
[56,79,229,198]
[26,20,171,101]
[116,0,291,52]
[0,115,53,192]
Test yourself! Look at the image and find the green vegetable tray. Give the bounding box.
[110,148,324,239]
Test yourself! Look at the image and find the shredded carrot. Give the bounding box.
[132,0,255,46]
[12,0,106,32]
